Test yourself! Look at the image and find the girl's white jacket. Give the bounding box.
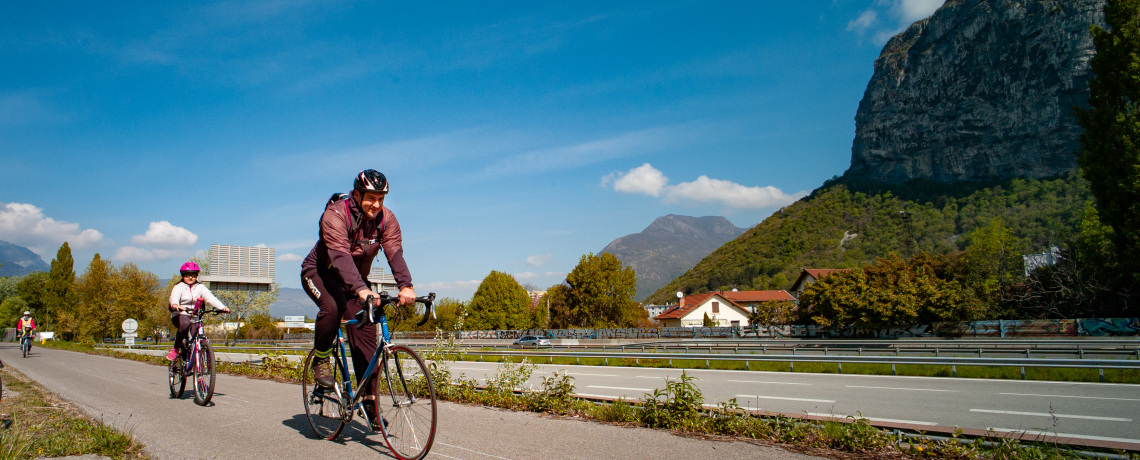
[169,282,228,318]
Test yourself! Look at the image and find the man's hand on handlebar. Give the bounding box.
[398,286,416,306]
[358,288,381,306]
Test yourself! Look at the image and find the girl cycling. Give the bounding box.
[167,262,230,360]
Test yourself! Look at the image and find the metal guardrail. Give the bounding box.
[461,349,1140,369]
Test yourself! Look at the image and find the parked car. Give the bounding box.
[513,335,551,347]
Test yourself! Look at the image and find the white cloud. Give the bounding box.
[666,176,803,209]
[130,221,198,248]
[848,0,945,44]
[846,10,878,35]
[603,164,803,209]
[112,246,188,263]
[608,163,669,197]
[515,271,566,280]
[0,201,105,255]
[254,243,268,248]
[895,0,945,23]
[526,253,553,268]
[278,253,304,262]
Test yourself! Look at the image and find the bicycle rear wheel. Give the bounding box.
[375,345,437,460]
[192,341,216,406]
[169,357,186,398]
[301,349,347,440]
[21,339,28,358]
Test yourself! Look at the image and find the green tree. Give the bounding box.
[801,253,976,328]
[956,217,1024,302]
[16,271,50,324]
[702,312,715,327]
[0,297,27,330]
[48,242,78,339]
[562,253,640,328]
[74,254,115,341]
[1075,0,1140,279]
[747,300,796,326]
[530,293,549,329]
[466,271,531,330]
[545,284,573,329]
[0,276,19,305]
[111,263,161,342]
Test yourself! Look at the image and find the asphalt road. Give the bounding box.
[0,344,821,460]
[117,346,1140,445]
[441,361,1140,445]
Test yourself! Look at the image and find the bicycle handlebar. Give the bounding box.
[358,292,437,329]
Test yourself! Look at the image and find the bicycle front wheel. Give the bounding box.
[192,341,216,406]
[301,349,347,440]
[375,345,437,460]
[169,357,186,398]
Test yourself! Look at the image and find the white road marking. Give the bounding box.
[587,385,654,392]
[450,367,490,371]
[729,380,812,386]
[999,392,1140,402]
[987,428,1140,444]
[434,441,517,459]
[737,394,835,403]
[637,376,678,379]
[847,385,957,392]
[807,412,937,426]
[970,409,1131,422]
[216,394,249,403]
[565,372,616,377]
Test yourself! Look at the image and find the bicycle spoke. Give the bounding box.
[377,346,436,460]
[301,349,346,440]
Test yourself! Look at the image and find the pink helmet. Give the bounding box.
[179,261,201,275]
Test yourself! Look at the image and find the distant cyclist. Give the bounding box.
[16,311,35,352]
[167,262,230,360]
[302,169,416,429]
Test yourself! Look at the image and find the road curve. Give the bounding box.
[0,344,820,460]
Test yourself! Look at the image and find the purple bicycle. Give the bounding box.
[168,306,224,405]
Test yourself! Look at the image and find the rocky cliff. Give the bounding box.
[844,0,1105,183]
[600,215,745,301]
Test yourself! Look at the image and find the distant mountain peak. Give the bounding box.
[0,240,50,277]
[601,215,745,301]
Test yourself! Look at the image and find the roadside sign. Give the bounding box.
[125,337,135,346]
[122,318,138,333]
[283,322,306,328]
[122,333,138,338]
[283,316,306,322]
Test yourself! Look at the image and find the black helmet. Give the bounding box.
[354,169,388,194]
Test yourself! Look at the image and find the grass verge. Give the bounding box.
[0,365,150,459]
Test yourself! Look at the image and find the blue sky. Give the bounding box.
[0,0,944,300]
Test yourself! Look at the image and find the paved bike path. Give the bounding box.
[1,344,819,460]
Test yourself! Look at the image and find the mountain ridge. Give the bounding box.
[600,215,745,301]
[0,240,50,277]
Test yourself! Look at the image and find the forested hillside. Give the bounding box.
[645,172,1091,304]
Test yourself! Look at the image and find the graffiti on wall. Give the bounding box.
[392,318,1140,340]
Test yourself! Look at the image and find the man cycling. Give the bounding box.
[302,169,415,429]
[16,311,35,353]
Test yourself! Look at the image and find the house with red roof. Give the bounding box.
[720,289,795,312]
[789,268,850,299]
[654,292,752,328]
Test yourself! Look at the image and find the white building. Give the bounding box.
[654,292,751,328]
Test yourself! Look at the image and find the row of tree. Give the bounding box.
[384,252,646,332]
[0,245,280,344]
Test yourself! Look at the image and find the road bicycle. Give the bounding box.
[20,329,33,358]
[302,291,438,460]
[168,305,224,406]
